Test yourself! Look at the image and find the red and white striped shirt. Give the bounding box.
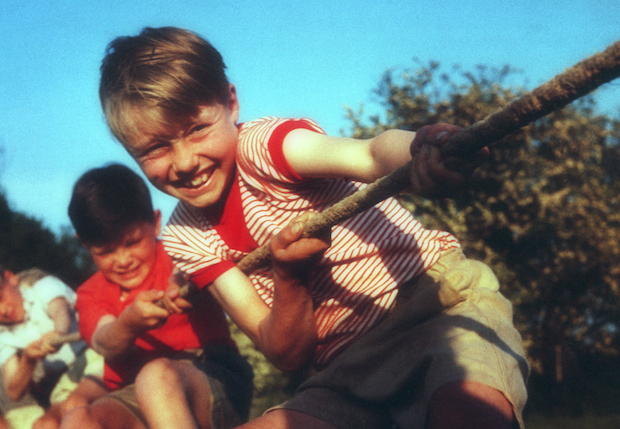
[163,117,460,365]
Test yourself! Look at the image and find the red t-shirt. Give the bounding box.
[164,117,460,365]
[76,242,235,390]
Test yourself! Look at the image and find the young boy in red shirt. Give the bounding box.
[63,164,258,429]
[97,27,529,429]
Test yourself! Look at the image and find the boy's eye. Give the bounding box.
[126,237,142,247]
[136,140,170,160]
[93,248,113,256]
[189,124,210,135]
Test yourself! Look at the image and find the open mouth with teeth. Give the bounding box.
[189,172,211,188]
[176,166,216,190]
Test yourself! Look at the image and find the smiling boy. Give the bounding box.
[98,27,529,429]
[64,164,254,429]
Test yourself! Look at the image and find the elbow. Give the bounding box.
[92,340,126,363]
[95,347,125,363]
[6,385,25,401]
[270,350,314,373]
[368,129,415,179]
[264,336,317,372]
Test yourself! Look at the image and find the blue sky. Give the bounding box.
[1,0,619,235]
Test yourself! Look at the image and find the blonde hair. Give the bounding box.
[99,27,230,147]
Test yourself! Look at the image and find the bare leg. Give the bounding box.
[236,409,338,429]
[427,381,514,429]
[33,378,108,429]
[0,414,9,429]
[59,397,146,429]
[134,358,213,429]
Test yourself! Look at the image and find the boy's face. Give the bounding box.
[0,271,25,325]
[86,212,162,291]
[126,85,240,212]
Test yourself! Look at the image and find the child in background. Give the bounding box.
[98,27,529,429]
[33,365,106,429]
[0,267,85,429]
[63,163,254,429]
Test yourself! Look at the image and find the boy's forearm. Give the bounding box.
[209,269,316,372]
[258,276,317,372]
[3,355,37,400]
[91,315,141,361]
[48,297,73,335]
[283,128,414,183]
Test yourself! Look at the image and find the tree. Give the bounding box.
[344,60,620,413]
[0,191,95,288]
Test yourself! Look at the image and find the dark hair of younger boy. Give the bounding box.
[68,163,154,246]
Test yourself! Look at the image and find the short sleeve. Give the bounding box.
[75,276,117,345]
[29,276,76,308]
[236,117,325,196]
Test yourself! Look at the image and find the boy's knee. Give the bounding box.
[61,394,90,415]
[135,357,185,397]
[32,415,58,429]
[427,381,515,429]
[59,405,93,428]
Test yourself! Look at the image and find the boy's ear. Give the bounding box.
[227,84,240,123]
[4,270,18,288]
[154,209,162,237]
[75,234,88,250]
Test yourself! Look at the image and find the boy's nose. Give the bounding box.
[0,305,10,319]
[114,249,134,268]
[171,140,199,175]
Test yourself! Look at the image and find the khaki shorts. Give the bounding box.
[278,249,530,429]
[106,345,254,429]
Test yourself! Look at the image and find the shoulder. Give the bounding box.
[76,272,110,300]
[164,202,215,247]
[238,117,324,148]
[27,275,75,306]
[237,117,325,185]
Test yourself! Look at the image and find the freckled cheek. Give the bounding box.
[139,160,170,187]
[94,256,117,275]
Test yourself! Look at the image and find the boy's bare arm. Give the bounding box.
[3,354,37,400]
[209,215,328,372]
[91,290,169,361]
[2,332,57,400]
[283,125,488,198]
[282,128,414,183]
[47,297,73,335]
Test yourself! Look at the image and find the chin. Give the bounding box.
[115,274,148,290]
[181,194,221,210]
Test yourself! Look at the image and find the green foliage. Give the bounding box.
[345,60,620,412]
[229,321,309,418]
[0,191,95,288]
